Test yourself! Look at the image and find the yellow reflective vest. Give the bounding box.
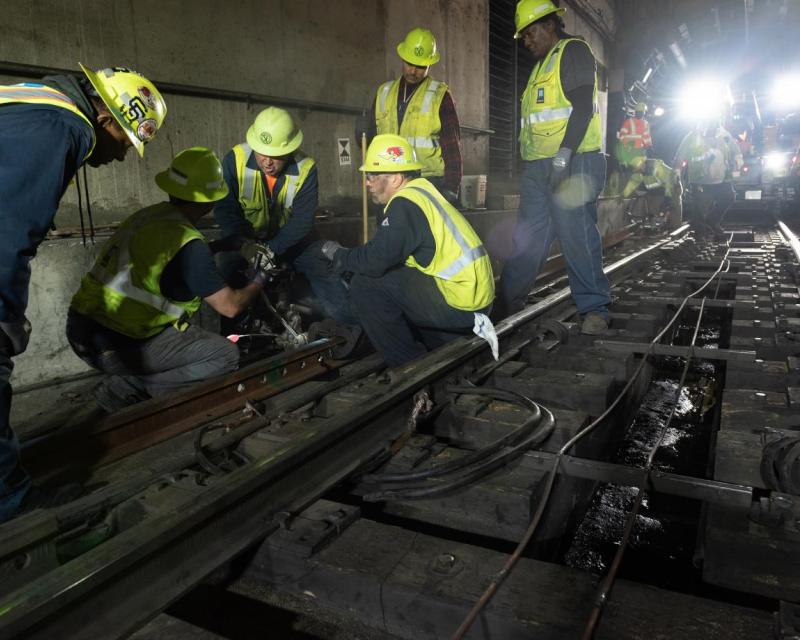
[375,77,447,178]
[388,178,495,311]
[520,38,602,160]
[0,83,96,161]
[70,203,205,339]
[232,144,316,235]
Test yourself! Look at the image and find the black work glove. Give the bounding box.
[0,317,32,356]
[549,147,573,192]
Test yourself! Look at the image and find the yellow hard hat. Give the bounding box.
[635,102,648,113]
[79,63,167,157]
[155,147,229,203]
[514,0,566,38]
[359,134,424,172]
[397,28,440,67]
[246,107,303,156]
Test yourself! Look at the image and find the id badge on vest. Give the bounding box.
[536,88,545,104]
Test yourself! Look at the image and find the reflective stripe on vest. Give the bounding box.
[233,143,315,233]
[70,203,204,338]
[374,77,447,177]
[0,83,96,161]
[519,38,602,160]
[393,178,494,311]
[406,186,488,280]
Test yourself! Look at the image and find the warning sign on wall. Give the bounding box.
[338,138,351,166]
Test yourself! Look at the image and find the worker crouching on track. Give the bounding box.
[320,134,497,368]
[212,107,354,324]
[67,148,272,414]
[0,64,166,523]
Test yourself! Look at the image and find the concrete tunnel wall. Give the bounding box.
[1,0,621,387]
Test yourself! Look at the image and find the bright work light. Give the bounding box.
[676,78,731,121]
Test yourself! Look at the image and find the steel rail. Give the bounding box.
[778,220,800,265]
[0,228,689,639]
[20,339,341,482]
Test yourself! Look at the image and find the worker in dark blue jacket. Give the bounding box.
[0,64,167,523]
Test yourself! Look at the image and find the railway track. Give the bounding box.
[1,219,799,639]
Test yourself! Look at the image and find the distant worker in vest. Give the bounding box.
[617,102,653,162]
[0,64,167,523]
[213,107,352,323]
[365,27,463,202]
[498,0,612,335]
[318,135,496,368]
[673,120,742,237]
[67,147,271,415]
[622,155,683,229]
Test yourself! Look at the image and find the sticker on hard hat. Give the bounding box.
[415,46,425,56]
[138,86,158,110]
[120,95,148,124]
[260,132,273,144]
[379,146,405,162]
[137,119,158,142]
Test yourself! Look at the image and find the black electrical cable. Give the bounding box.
[760,435,800,494]
[363,407,555,501]
[75,169,86,246]
[364,386,542,484]
[82,164,95,243]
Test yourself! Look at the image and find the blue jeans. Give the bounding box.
[350,266,490,368]
[499,152,611,317]
[0,345,31,522]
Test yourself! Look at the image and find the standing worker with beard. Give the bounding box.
[498,0,612,335]
[362,28,463,203]
[0,64,167,522]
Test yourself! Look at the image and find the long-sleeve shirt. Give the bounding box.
[335,196,435,277]
[0,75,95,322]
[213,151,319,257]
[362,79,462,194]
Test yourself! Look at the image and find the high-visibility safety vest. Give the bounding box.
[519,38,602,161]
[375,77,448,178]
[389,178,495,311]
[618,117,652,150]
[0,83,96,161]
[71,203,204,339]
[232,144,315,236]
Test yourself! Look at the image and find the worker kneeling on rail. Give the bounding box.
[212,107,354,326]
[320,134,497,368]
[67,148,272,413]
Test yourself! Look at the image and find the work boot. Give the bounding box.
[581,313,610,336]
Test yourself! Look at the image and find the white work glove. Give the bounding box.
[0,317,32,356]
[549,147,572,192]
[321,240,344,261]
[473,313,499,361]
[252,242,276,271]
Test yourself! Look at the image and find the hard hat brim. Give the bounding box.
[358,161,424,172]
[154,169,230,203]
[513,6,566,39]
[246,125,304,157]
[79,62,145,157]
[396,42,440,67]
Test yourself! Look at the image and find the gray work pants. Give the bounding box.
[67,314,240,413]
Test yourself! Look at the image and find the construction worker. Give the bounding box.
[622,155,683,229]
[498,0,612,335]
[319,134,496,368]
[673,120,742,237]
[67,148,270,414]
[617,102,653,160]
[364,28,463,202]
[0,64,167,523]
[213,107,352,323]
